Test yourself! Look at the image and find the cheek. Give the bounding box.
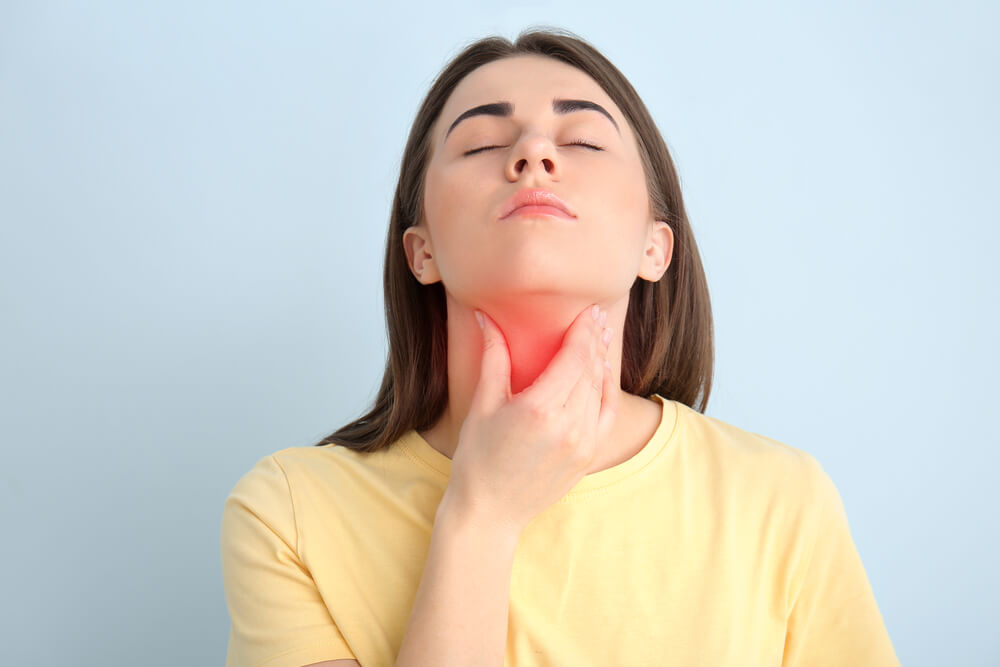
[424,164,477,227]
[595,160,650,223]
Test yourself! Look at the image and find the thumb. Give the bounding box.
[471,309,512,412]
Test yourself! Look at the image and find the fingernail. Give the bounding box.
[475,311,484,330]
[602,327,613,345]
[591,304,600,321]
[599,310,607,326]
[604,358,611,370]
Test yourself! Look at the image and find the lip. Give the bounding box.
[499,188,577,221]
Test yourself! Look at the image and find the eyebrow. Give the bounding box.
[444,98,620,140]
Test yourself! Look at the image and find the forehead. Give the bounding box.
[434,55,623,139]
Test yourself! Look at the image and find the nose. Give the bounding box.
[505,134,560,182]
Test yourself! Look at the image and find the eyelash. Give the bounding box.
[463,139,604,157]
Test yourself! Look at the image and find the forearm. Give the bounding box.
[395,492,521,667]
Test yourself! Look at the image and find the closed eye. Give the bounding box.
[463,140,604,157]
[463,144,506,156]
[564,139,604,151]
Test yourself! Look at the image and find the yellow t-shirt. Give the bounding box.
[220,394,899,666]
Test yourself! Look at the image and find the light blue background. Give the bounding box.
[1,1,997,665]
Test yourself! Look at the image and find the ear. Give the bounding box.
[637,220,674,282]
[402,224,442,284]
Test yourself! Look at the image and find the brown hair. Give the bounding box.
[314,27,714,452]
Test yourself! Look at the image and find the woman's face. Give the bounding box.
[407,54,668,314]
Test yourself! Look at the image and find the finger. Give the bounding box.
[562,317,605,421]
[552,351,601,470]
[524,304,602,408]
[470,309,512,413]
[554,314,605,466]
[577,335,609,458]
[595,355,620,443]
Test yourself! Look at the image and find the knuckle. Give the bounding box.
[562,428,582,452]
[526,399,553,423]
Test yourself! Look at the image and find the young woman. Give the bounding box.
[221,28,900,667]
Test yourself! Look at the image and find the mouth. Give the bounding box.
[499,188,576,221]
[503,205,574,220]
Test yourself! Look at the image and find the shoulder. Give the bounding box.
[221,448,336,527]
[231,443,379,487]
[677,403,818,468]
[675,403,832,505]
[226,438,423,512]
[222,445,355,512]
[224,451,291,509]
[221,445,366,553]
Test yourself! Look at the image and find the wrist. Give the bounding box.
[436,491,523,550]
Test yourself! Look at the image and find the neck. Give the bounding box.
[421,290,633,460]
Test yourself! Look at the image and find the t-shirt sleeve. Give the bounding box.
[782,456,900,666]
[220,454,358,667]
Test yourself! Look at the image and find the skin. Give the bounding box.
[403,54,674,475]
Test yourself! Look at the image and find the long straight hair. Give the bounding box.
[315,27,714,452]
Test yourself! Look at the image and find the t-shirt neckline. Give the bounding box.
[398,393,681,499]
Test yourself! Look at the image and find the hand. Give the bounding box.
[444,304,619,535]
